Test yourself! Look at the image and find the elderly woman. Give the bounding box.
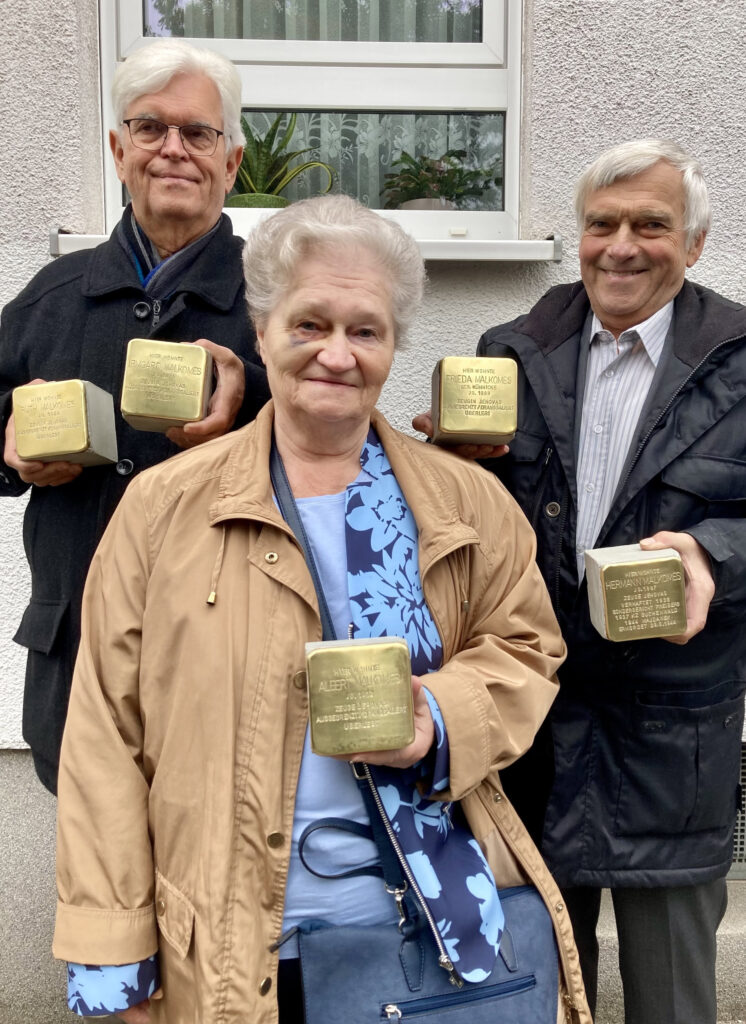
[53,196,589,1024]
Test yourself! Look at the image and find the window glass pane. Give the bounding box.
[144,1,482,43]
[236,110,503,210]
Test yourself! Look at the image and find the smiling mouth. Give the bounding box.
[601,268,646,277]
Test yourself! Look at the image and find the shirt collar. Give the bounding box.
[590,300,674,368]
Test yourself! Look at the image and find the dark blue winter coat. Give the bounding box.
[478,279,746,887]
[0,216,270,792]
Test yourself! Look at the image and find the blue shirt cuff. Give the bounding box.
[421,686,450,794]
[67,956,159,1016]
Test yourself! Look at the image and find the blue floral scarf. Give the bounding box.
[345,430,504,983]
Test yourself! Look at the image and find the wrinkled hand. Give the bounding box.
[4,383,83,486]
[333,676,435,770]
[167,340,245,449]
[411,410,510,461]
[639,531,715,645]
[117,988,162,1023]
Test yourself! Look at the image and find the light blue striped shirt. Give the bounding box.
[575,302,673,577]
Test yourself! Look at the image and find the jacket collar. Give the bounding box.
[516,279,746,365]
[208,403,480,559]
[81,213,242,311]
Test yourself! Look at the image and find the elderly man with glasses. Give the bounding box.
[0,39,270,795]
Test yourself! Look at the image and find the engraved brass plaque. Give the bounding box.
[306,637,414,756]
[585,544,687,642]
[13,379,117,465]
[121,339,213,432]
[431,356,517,445]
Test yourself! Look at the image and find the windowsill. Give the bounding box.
[49,214,562,263]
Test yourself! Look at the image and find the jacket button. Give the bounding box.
[265,551,279,564]
[133,301,151,319]
[156,898,166,916]
[555,902,564,913]
[259,977,272,996]
[493,792,502,803]
[116,459,134,476]
[267,832,285,848]
[545,501,561,518]
[293,670,307,690]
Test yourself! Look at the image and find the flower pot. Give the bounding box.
[397,198,457,211]
[225,193,290,208]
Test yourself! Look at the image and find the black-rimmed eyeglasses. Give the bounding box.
[122,117,224,156]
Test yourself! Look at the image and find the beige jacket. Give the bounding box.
[54,404,589,1023]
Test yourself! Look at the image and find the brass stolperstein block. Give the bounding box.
[585,543,687,642]
[121,338,213,432]
[306,637,414,756]
[431,356,518,446]
[13,379,118,466]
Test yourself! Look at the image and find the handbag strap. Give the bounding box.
[269,435,337,641]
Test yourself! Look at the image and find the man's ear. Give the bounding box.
[109,129,126,184]
[686,230,706,268]
[224,145,243,195]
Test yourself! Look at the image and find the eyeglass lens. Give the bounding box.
[127,118,220,155]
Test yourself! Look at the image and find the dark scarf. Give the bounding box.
[116,203,222,298]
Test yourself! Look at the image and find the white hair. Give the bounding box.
[111,39,244,151]
[242,195,425,347]
[575,139,710,245]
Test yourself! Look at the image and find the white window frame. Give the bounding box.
[97,1,559,260]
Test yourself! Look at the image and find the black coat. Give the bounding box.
[478,280,746,887]
[0,217,270,791]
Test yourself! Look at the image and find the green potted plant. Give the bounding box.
[381,149,500,210]
[227,113,335,208]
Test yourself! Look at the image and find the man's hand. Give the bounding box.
[333,676,435,770]
[4,383,83,486]
[167,340,245,449]
[639,531,715,645]
[411,410,510,461]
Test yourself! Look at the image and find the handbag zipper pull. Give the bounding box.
[439,953,464,989]
[384,882,409,929]
[383,1006,402,1021]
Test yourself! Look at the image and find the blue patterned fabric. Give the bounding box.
[344,430,504,982]
[67,956,159,1016]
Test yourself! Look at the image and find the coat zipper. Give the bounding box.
[530,446,554,529]
[151,299,161,327]
[613,333,743,509]
[353,762,464,988]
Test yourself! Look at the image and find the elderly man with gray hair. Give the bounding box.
[417,138,746,1022]
[471,140,746,1024]
[0,39,270,794]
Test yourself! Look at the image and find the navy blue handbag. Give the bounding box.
[295,884,558,1023]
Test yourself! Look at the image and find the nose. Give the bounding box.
[605,225,641,262]
[159,125,189,159]
[316,328,357,372]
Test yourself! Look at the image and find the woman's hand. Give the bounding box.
[339,675,435,769]
[116,988,162,1022]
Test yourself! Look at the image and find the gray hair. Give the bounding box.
[574,139,710,245]
[242,195,425,346]
[111,39,244,152]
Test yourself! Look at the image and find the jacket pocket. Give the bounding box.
[614,683,744,836]
[154,868,195,960]
[13,597,68,654]
[661,455,746,502]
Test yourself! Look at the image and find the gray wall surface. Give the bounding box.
[1,0,745,1020]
